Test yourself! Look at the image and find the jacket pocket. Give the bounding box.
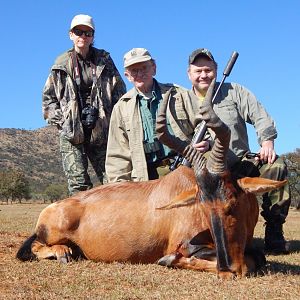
[172,108,194,137]
[90,118,106,146]
[171,95,194,137]
[61,100,85,144]
[214,102,238,126]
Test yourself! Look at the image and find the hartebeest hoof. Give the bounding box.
[58,252,72,264]
[217,271,238,280]
[157,253,182,267]
[31,241,73,263]
[52,245,73,263]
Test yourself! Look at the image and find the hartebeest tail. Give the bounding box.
[16,80,287,279]
[16,234,37,261]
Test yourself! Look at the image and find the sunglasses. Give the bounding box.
[72,28,94,37]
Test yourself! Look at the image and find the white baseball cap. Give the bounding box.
[70,14,95,30]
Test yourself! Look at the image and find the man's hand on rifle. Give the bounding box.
[258,140,276,164]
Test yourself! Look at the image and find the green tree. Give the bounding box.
[0,171,11,204]
[282,148,300,209]
[44,184,68,203]
[0,169,30,203]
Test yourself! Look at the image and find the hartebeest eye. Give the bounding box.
[223,187,238,215]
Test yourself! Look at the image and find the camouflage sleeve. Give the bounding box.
[112,75,126,106]
[42,71,65,128]
[106,56,126,106]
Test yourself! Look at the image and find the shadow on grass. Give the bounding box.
[252,237,300,275]
[288,239,300,252]
[266,261,300,275]
[252,237,264,249]
[253,237,300,253]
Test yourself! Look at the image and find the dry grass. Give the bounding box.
[0,203,299,300]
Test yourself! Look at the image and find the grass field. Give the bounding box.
[0,203,299,299]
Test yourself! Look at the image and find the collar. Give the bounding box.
[137,79,161,102]
[75,47,94,62]
[191,83,219,101]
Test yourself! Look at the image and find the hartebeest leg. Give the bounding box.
[158,246,266,279]
[31,240,73,263]
[159,254,247,279]
[158,253,218,273]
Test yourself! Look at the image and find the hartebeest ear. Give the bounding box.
[237,177,287,195]
[156,186,198,210]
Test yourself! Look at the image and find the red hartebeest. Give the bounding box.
[16,81,286,279]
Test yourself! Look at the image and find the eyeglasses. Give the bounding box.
[72,28,94,37]
[127,64,152,77]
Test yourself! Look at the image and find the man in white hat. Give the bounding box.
[42,14,126,195]
[105,48,209,182]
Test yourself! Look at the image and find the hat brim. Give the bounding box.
[124,56,152,68]
[70,22,95,30]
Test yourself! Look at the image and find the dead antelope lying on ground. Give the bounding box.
[16,82,286,279]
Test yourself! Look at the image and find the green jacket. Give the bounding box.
[106,82,201,182]
[42,47,126,145]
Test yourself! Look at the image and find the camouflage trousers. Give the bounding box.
[59,135,107,195]
[233,156,290,221]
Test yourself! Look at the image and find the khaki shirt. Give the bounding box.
[195,82,277,167]
[106,82,201,182]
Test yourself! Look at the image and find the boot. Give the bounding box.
[264,220,290,254]
[261,194,290,255]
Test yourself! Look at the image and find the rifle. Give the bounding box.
[170,51,239,170]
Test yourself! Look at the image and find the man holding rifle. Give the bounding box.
[187,48,290,254]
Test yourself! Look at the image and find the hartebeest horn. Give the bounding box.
[156,80,230,174]
[156,88,205,168]
[156,88,190,154]
[200,79,230,173]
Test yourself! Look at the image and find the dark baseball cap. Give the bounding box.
[188,48,215,64]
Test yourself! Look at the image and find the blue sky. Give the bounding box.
[1,1,299,155]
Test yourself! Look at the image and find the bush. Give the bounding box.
[282,148,300,209]
[44,184,68,203]
[0,169,30,203]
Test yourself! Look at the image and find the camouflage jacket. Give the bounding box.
[105,82,202,182]
[42,47,126,145]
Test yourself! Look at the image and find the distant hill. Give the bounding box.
[1,126,299,203]
[0,126,66,194]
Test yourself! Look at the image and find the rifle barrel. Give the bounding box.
[180,51,239,167]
